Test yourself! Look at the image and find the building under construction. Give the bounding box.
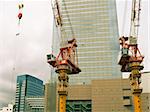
[47,0,122,111]
[59,0,121,84]
[46,0,149,112]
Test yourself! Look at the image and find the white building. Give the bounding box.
[25,96,44,112]
[0,104,13,112]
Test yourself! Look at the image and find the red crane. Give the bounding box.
[47,0,81,112]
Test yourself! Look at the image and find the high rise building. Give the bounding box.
[52,0,121,84]
[15,74,44,112]
[51,0,122,111]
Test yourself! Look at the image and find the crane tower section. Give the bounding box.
[118,0,144,112]
[47,0,81,112]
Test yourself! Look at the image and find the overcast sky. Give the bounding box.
[0,0,149,108]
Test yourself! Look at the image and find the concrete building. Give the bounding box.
[15,74,44,112]
[43,78,150,112]
[67,78,150,112]
[25,96,44,112]
[140,73,150,112]
[141,73,150,93]
[67,79,133,112]
[141,93,150,112]
[44,82,56,112]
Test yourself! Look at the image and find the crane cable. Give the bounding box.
[51,0,68,45]
[16,2,24,36]
[63,0,79,65]
[63,0,75,39]
[129,0,141,38]
[51,0,61,41]
[51,0,75,41]
[121,0,128,36]
[51,0,79,64]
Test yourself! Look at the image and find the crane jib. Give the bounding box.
[129,0,141,45]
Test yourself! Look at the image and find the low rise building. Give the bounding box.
[67,79,133,112]
[45,78,150,112]
[141,93,150,112]
[0,104,13,112]
[25,96,44,112]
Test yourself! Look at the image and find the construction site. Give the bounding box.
[0,0,150,112]
[45,0,149,112]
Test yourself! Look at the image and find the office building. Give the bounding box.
[15,74,44,112]
[51,0,128,111]
[51,0,122,111]
[52,0,121,84]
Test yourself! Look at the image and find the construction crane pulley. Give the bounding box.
[47,38,81,75]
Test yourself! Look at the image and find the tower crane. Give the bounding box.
[118,0,144,112]
[47,0,81,112]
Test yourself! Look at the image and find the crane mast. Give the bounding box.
[47,0,81,112]
[119,0,144,112]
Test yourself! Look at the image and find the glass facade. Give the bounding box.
[15,74,44,112]
[51,0,121,84]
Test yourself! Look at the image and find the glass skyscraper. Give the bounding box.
[15,74,44,112]
[52,0,121,84]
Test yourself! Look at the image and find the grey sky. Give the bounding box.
[0,0,149,108]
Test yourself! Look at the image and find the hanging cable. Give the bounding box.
[16,2,24,36]
[63,0,75,38]
[121,0,128,36]
[129,0,141,38]
[63,0,79,66]
[51,0,65,44]
[51,0,79,66]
